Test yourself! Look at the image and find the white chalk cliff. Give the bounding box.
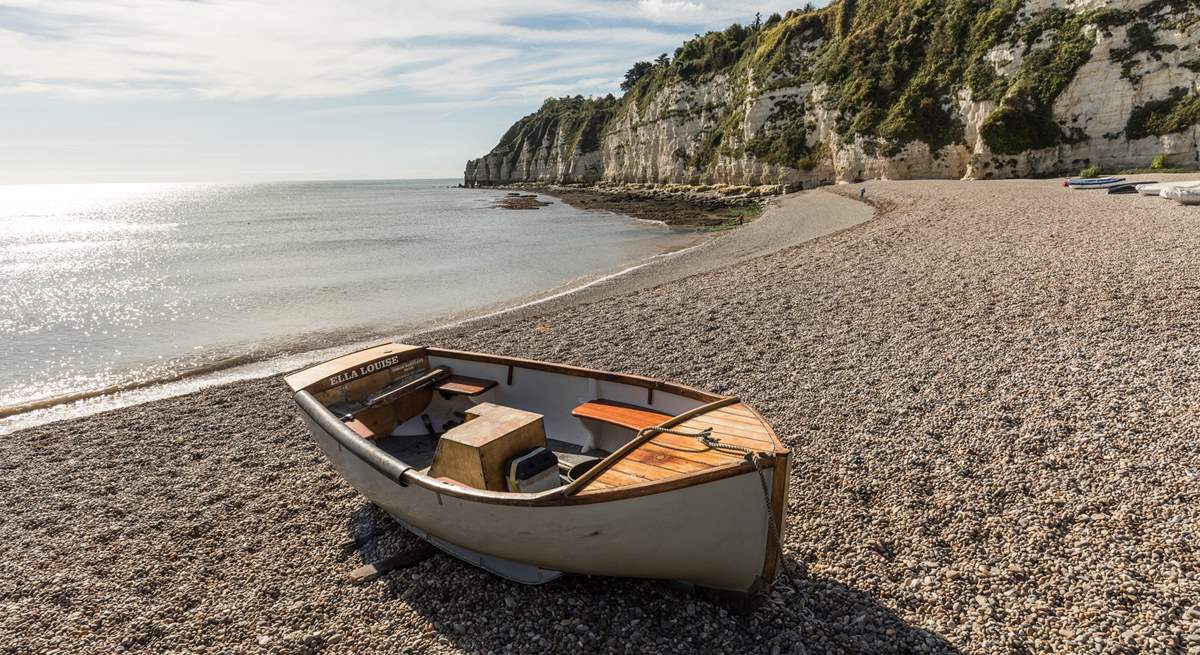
[465,0,1200,188]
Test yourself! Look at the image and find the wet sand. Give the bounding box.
[4,179,1199,654]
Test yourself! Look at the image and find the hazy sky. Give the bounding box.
[0,1,815,184]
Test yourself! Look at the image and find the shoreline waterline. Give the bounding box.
[0,179,701,432]
[0,186,870,435]
[0,232,710,434]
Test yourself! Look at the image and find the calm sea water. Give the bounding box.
[0,179,689,422]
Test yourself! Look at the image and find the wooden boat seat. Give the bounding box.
[572,399,671,432]
[343,418,377,439]
[434,375,499,397]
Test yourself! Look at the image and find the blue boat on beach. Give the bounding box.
[1066,176,1125,190]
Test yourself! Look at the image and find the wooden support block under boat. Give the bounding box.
[348,542,436,585]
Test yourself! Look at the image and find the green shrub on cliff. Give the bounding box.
[979,7,1129,154]
[1125,88,1200,140]
[1110,22,1177,83]
[744,99,824,170]
[621,62,654,92]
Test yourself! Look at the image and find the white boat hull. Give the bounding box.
[298,409,776,593]
[1141,181,1200,197]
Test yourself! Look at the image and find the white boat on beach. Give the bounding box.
[286,343,789,602]
[1067,176,1125,190]
[1136,181,1200,197]
[1137,182,1172,196]
[1163,187,1200,205]
[1160,181,1200,198]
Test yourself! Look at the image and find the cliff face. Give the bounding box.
[465,0,1200,188]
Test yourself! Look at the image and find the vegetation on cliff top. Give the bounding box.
[494,95,619,160]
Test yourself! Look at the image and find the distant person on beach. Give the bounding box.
[859,188,866,200]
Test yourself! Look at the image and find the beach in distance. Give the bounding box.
[4,177,1199,653]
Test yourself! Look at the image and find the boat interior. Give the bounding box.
[285,343,787,497]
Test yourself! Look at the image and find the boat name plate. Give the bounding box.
[328,354,422,387]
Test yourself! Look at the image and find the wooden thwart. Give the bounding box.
[349,542,436,585]
[434,375,498,397]
[572,399,671,432]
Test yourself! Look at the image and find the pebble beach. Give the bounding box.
[3,178,1199,654]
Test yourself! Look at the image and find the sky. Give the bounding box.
[0,0,818,184]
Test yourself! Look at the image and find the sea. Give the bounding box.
[0,179,693,433]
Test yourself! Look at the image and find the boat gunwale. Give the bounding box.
[425,347,725,403]
[562,396,743,495]
[294,398,781,508]
[428,346,789,466]
[291,346,789,508]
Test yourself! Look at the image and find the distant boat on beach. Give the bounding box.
[1163,186,1200,205]
[1136,182,1171,196]
[1135,181,1200,197]
[285,343,790,602]
[1066,176,1125,190]
[1106,182,1146,195]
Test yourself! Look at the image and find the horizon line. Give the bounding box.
[0,175,466,187]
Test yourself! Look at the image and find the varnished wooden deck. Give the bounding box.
[578,403,786,493]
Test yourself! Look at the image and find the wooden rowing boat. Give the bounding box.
[285,343,790,601]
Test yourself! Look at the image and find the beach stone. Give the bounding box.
[4,179,1200,654]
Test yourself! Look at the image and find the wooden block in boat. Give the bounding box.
[428,403,546,491]
[350,405,392,438]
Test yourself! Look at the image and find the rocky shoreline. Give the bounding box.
[491,193,553,210]
[486,181,781,229]
[4,178,1200,653]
